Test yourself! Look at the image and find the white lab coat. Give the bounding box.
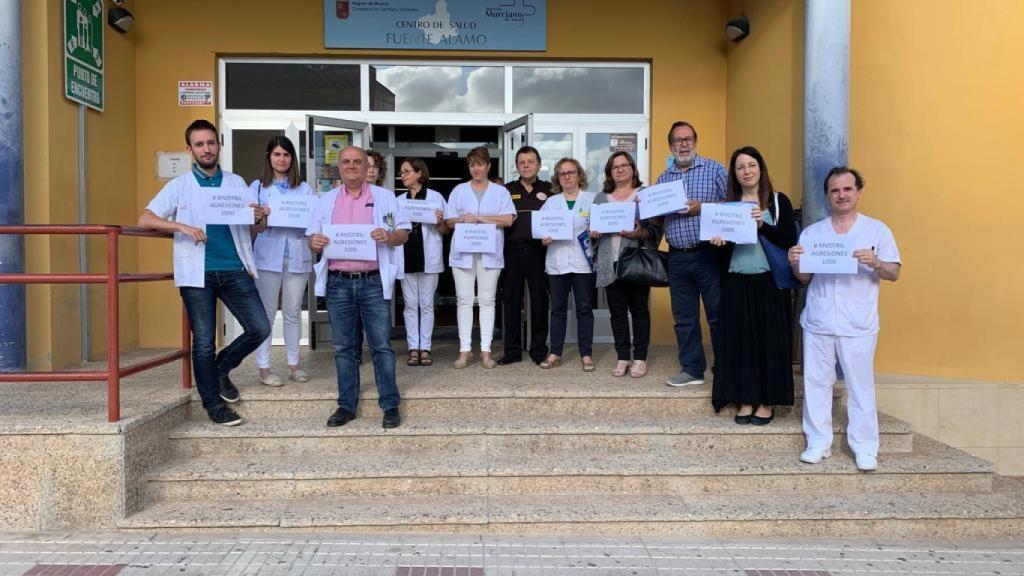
[145,170,257,288]
[540,191,596,275]
[250,180,315,274]
[444,181,516,270]
[304,184,411,301]
[396,188,447,277]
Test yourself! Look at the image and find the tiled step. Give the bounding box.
[120,486,1024,538]
[145,436,985,501]
[169,409,912,458]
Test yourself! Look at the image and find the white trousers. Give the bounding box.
[255,267,308,368]
[802,331,879,456]
[401,272,439,351]
[452,257,501,353]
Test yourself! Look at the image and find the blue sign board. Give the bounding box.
[324,0,546,51]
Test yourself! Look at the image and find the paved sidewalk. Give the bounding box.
[1,533,1021,576]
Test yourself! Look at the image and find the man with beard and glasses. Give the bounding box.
[138,119,270,427]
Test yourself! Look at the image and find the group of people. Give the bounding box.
[140,118,900,471]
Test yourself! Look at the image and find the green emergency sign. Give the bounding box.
[64,0,104,111]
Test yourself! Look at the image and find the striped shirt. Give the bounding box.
[656,155,728,249]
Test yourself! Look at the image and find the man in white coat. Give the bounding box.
[138,119,270,427]
[788,167,902,471]
[307,146,410,429]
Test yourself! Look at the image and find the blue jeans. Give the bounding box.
[325,271,400,413]
[667,247,722,378]
[180,270,271,413]
[549,272,595,357]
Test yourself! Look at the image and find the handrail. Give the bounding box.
[0,224,191,422]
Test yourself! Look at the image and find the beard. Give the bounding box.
[194,155,218,170]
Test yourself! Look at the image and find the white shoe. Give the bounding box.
[258,372,283,387]
[855,452,878,471]
[800,446,832,464]
[288,369,309,383]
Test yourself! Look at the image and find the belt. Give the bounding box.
[329,269,380,279]
[669,243,708,253]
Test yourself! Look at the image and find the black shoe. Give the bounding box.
[750,413,774,426]
[209,406,243,427]
[327,407,356,427]
[219,374,240,403]
[734,413,752,425]
[496,355,522,366]
[382,407,401,428]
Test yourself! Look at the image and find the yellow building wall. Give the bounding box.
[21,0,139,370]
[131,0,730,348]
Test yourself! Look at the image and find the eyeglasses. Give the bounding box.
[557,170,579,178]
[610,164,632,171]
[670,136,696,147]
[399,169,417,176]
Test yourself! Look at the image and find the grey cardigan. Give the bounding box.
[591,190,664,288]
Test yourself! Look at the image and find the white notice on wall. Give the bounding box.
[178,81,213,107]
[400,198,441,225]
[699,202,757,244]
[531,210,574,240]
[267,191,317,229]
[452,223,497,253]
[193,188,256,226]
[323,224,377,261]
[589,202,636,234]
[638,179,688,220]
[799,236,857,274]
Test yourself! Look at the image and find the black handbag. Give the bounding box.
[617,245,669,287]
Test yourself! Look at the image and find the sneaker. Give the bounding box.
[666,370,703,387]
[258,372,283,387]
[208,406,243,426]
[799,446,832,464]
[855,452,878,471]
[219,374,240,403]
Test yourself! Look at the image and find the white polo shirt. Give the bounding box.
[799,213,901,337]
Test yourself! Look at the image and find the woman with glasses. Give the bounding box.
[538,157,597,372]
[444,147,516,369]
[590,151,662,378]
[249,135,315,386]
[396,158,449,367]
[708,146,797,425]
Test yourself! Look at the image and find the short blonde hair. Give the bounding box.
[550,157,588,193]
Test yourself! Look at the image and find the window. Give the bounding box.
[513,67,645,114]
[370,65,504,113]
[225,63,360,110]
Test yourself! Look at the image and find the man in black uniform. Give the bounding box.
[498,146,550,365]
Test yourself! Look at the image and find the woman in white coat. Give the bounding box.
[396,158,449,367]
[444,147,516,369]
[539,157,597,372]
[250,135,315,386]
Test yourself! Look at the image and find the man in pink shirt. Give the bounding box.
[308,147,410,428]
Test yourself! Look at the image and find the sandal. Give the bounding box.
[612,360,630,377]
[581,356,596,372]
[418,350,433,366]
[629,360,647,378]
[539,355,562,369]
[454,352,472,369]
[407,350,420,366]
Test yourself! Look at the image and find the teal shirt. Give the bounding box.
[728,210,774,274]
[193,165,243,272]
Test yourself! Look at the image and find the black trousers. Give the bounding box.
[502,243,549,362]
[605,279,651,361]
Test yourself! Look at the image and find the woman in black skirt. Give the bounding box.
[709,146,798,425]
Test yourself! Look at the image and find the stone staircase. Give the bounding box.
[119,345,1024,537]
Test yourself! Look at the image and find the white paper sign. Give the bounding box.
[589,202,636,234]
[452,223,497,253]
[193,188,256,225]
[799,236,858,274]
[700,202,757,244]
[638,179,688,220]
[267,191,317,229]
[323,224,377,261]
[531,210,574,240]
[400,198,441,225]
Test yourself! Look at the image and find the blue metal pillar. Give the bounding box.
[803,0,850,226]
[0,0,26,371]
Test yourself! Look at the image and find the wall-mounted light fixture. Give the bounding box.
[726,16,750,43]
[108,0,135,34]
